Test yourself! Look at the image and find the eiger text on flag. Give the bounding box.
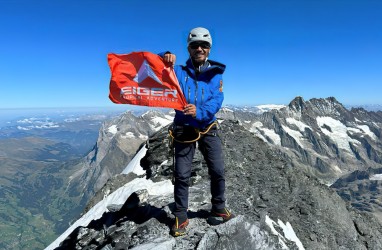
[108,52,187,110]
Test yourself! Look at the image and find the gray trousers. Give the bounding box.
[173,126,226,219]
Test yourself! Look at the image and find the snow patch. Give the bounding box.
[249,121,266,141]
[122,146,147,175]
[286,118,310,132]
[148,116,173,131]
[131,237,175,249]
[107,125,118,135]
[221,107,234,112]
[347,125,378,141]
[139,133,149,140]
[152,116,172,128]
[250,121,281,145]
[357,125,378,140]
[262,128,281,145]
[332,165,343,173]
[370,174,382,181]
[347,127,362,134]
[256,104,285,113]
[265,215,305,250]
[252,121,263,128]
[316,117,360,153]
[164,114,174,120]
[46,177,173,250]
[282,125,304,147]
[121,131,135,139]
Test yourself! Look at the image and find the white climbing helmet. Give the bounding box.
[187,27,212,47]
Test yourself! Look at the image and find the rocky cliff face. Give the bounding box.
[63,109,174,216]
[52,120,382,250]
[331,167,382,223]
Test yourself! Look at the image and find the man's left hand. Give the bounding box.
[183,104,196,118]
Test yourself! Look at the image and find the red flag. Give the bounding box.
[108,52,187,111]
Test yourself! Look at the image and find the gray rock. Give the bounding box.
[54,119,382,250]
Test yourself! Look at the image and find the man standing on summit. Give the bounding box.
[162,27,234,237]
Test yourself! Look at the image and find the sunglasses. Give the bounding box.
[189,42,211,49]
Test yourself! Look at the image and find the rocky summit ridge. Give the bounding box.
[51,118,382,250]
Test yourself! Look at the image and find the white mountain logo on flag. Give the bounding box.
[133,59,162,85]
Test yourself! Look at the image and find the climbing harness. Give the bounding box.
[168,121,217,144]
[168,121,218,184]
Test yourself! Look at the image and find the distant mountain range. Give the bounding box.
[220,97,382,183]
[1,100,382,249]
[345,104,382,112]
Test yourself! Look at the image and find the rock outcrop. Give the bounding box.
[331,167,382,223]
[53,120,382,250]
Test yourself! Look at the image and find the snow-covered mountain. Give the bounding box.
[219,97,382,184]
[46,98,382,250]
[223,104,286,115]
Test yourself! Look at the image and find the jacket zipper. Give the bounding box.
[186,76,190,103]
[201,88,204,103]
[194,80,198,105]
[188,86,191,103]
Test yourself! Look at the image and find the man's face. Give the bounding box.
[188,41,211,65]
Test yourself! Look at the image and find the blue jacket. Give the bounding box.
[172,58,225,129]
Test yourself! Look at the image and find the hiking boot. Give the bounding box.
[212,207,235,221]
[207,208,235,225]
[171,217,189,237]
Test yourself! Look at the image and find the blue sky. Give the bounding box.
[0,0,381,108]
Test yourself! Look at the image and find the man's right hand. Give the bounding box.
[163,53,176,67]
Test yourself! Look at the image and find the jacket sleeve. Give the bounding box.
[195,74,224,121]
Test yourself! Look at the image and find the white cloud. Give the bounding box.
[17,126,31,131]
[16,117,59,129]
